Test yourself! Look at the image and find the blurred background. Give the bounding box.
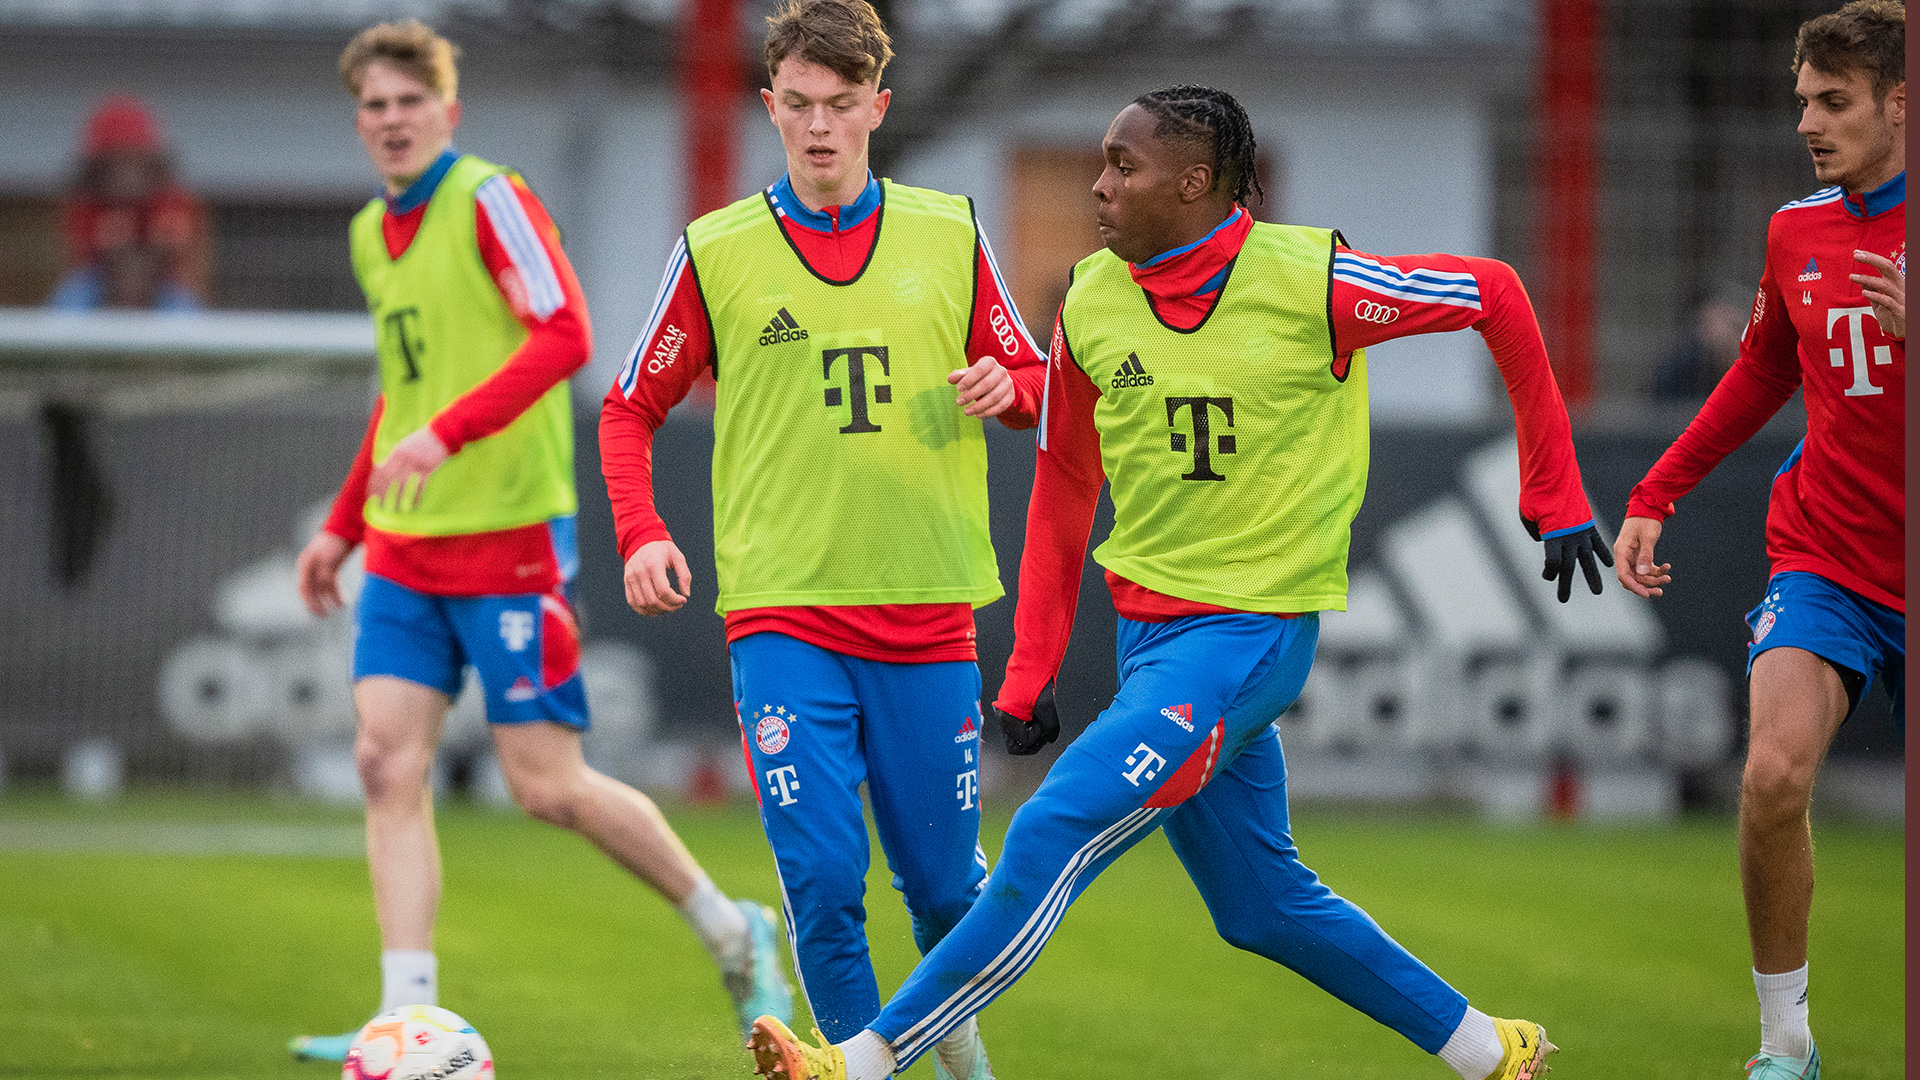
[0,0,1900,822]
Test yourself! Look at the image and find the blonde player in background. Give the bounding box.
[288,19,789,1062]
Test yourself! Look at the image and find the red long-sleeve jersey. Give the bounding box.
[323,166,592,595]
[599,178,1048,662]
[999,209,1595,716]
[1626,177,1905,613]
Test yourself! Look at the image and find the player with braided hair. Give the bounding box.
[747,83,1603,1080]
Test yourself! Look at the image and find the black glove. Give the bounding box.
[1535,523,1614,603]
[997,683,1060,756]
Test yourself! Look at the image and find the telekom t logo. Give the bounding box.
[1122,743,1167,787]
[1827,307,1893,397]
[1166,396,1236,481]
[955,769,979,810]
[766,765,800,806]
[823,345,892,433]
[499,610,535,652]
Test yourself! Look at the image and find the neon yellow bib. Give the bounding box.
[348,155,576,537]
[685,180,1002,613]
[1060,222,1368,611]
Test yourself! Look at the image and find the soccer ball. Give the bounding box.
[343,1005,494,1080]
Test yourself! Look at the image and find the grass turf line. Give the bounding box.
[0,793,1902,1079]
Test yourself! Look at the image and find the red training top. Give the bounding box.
[599,174,1049,663]
[323,154,593,596]
[998,207,1596,717]
[1626,175,1906,613]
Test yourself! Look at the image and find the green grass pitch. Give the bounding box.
[0,791,1902,1078]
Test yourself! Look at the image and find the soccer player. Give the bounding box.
[747,84,1612,1080]
[598,2,1046,1076]
[287,20,790,1060]
[1613,4,1904,1077]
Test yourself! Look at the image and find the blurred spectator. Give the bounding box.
[47,95,209,311]
[1650,289,1747,399]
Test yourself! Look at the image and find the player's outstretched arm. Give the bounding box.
[622,538,691,616]
[296,530,353,616]
[1612,516,1672,599]
[1852,249,1905,339]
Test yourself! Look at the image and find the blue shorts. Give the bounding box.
[353,573,588,729]
[1746,571,1904,724]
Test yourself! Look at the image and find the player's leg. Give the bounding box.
[839,614,1297,1074]
[292,575,463,1062]
[465,589,789,1034]
[1738,573,1894,1077]
[853,657,992,1078]
[733,632,883,1042]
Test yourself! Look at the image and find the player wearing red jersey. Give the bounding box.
[600,3,1044,1076]
[1614,4,1903,1077]
[747,84,1605,1080]
[288,21,789,1062]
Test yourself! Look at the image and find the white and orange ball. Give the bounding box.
[344,1005,494,1080]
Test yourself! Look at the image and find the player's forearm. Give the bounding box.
[1466,257,1593,532]
[1626,354,1798,519]
[324,396,382,546]
[428,318,590,453]
[995,362,1047,430]
[598,393,673,559]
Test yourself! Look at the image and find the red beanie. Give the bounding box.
[83,95,164,157]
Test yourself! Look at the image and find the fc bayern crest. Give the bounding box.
[755,711,791,755]
[1753,609,1777,644]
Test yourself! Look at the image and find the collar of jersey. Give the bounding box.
[769,171,880,233]
[388,147,461,216]
[1843,170,1903,219]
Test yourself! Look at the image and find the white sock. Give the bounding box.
[933,1017,981,1078]
[836,1030,896,1080]
[1755,965,1813,1060]
[677,876,751,973]
[379,949,437,1011]
[1437,1007,1504,1080]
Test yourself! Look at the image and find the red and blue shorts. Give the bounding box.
[1746,571,1904,725]
[352,572,588,729]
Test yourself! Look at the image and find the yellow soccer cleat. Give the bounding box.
[748,1015,846,1080]
[1486,1017,1557,1080]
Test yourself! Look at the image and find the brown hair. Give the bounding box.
[340,20,461,102]
[1794,0,1905,99]
[764,0,893,86]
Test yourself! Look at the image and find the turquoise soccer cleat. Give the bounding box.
[725,900,795,1038]
[287,1029,358,1063]
[1746,1044,1820,1080]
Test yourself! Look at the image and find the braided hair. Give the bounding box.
[1131,84,1264,208]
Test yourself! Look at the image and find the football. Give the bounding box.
[343,1005,494,1080]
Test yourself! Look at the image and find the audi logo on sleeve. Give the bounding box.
[1354,300,1400,324]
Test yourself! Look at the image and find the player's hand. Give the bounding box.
[1612,515,1671,599]
[623,539,691,616]
[1538,524,1613,603]
[1851,249,1904,339]
[368,427,451,511]
[295,530,353,617]
[995,682,1060,755]
[950,354,1016,419]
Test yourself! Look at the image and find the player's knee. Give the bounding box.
[354,737,431,805]
[508,772,585,828]
[1740,745,1817,813]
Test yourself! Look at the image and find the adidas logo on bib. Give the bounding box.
[760,307,809,346]
[1112,351,1155,389]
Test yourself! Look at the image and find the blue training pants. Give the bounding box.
[871,613,1468,1068]
[732,632,991,1042]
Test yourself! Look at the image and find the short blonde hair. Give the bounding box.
[340,19,461,102]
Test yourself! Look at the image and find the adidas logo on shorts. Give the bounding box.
[759,307,809,346]
[1112,351,1154,389]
